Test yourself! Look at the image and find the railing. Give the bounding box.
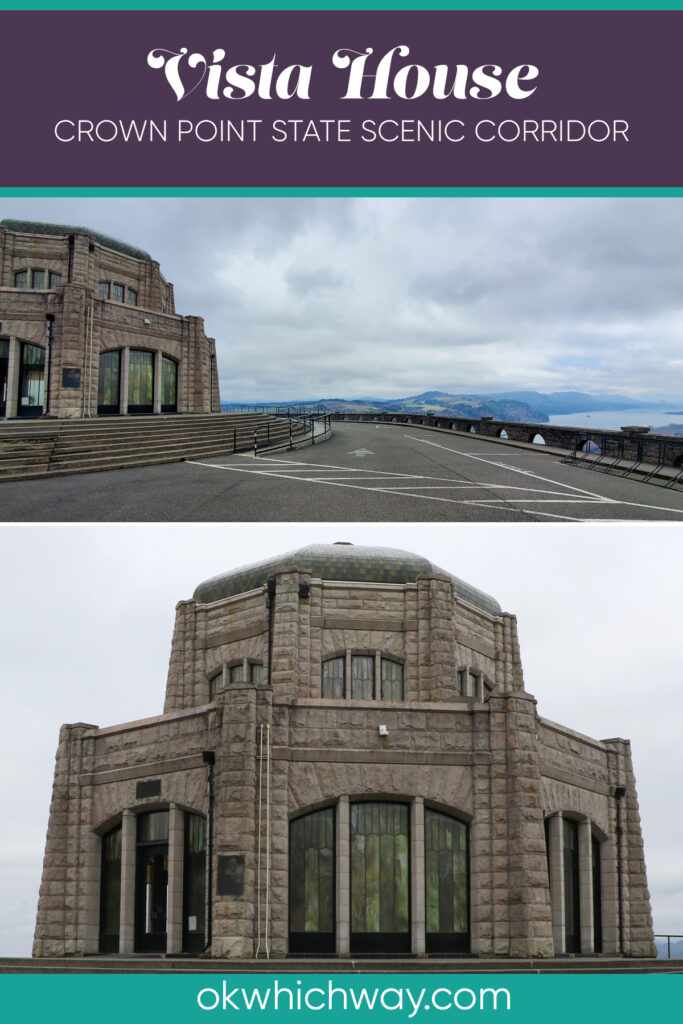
[655,934,683,958]
[231,413,332,455]
[330,412,683,472]
[223,404,326,416]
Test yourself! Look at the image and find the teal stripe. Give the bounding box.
[2,187,683,198]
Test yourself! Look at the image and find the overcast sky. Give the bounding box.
[0,522,681,957]
[3,196,683,403]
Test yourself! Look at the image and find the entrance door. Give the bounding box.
[98,350,121,415]
[350,802,410,955]
[0,339,8,417]
[18,342,45,418]
[135,811,169,953]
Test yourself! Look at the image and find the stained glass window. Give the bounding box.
[161,356,177,412]
[425,809,468,947]
[128,349,153,410]
[138,810,169,843]
[289,808,335,953]
[98,350,120,412]
[322,657,344,699]
[350,803,409,943]
[351,655,374,700]
[381,659,404,701]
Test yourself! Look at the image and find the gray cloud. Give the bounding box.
[2,197,683,400]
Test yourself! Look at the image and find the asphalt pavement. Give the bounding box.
[1,422,683,522]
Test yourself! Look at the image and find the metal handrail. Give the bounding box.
[654,933,683,958]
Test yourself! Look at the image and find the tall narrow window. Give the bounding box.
[18,343,45,418]
[250,663,264,684]
[208,670,222,700]
[31,269,46,289]
[322,657,344,699]
[14,270,28,288]
[425,809,469,953]
[229,663,245,684]
[48,271,62,288]
[456,670,465,696]
[381,659,404,701]
[161,356,178,413]
[563,818,580,953]
[98,281,111,299]
[289,807,335,954]
[592,836,602,953]
[351,655,374,700]
[97,350,121,415]
[99,824,122,953]
[126,288,138,306]
[350,802,409,954]
[113,283,125,303]
[183,813,206,954]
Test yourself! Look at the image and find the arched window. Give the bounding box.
[322,657,345,699]
[128,349,154,414]
[97,350,121,415]
[289,807,335,954]
[425,809,469,953]
[350,802,410,954]
[99,824,122,953]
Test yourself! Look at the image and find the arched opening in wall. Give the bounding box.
[18,342,45,418]
[0,338,9,418]
[128,349,154,414]
[531,433,546,445]
[372,416,379,422]
[469,425,476,433]
[391,417,397,423]
[183,812,206,954]
[351,801,410,954]
[135,810,169,952]
[289,807,335,954]
[99,823,122,953]
[450,423,457,430]
[581,439,601,455]
[498,429,508,439]
[358,416,364,422]
[420,419,426,425]
[161,356,178,413]
[406,418,413,424]
[98,350,121,415]
[435,420,441,428]
[425,809,469,953]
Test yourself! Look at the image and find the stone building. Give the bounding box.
[33,543,655,960]
[0,219,220,418]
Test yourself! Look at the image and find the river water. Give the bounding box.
[547,406,683,430]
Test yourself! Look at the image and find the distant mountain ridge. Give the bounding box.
[224,389,672,424]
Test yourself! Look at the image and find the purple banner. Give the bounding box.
[0,10,680,187]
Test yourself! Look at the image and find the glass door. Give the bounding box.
[350,802,410,955]
[97,350,121,414]
[128,349,154,414]
[135,811,169,953]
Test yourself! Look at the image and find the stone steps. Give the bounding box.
[0,955,679,974]
[0,415,306,482]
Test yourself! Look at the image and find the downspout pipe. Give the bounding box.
[615,786,626,956]
[45,314,54,416]
[202,750,216,953]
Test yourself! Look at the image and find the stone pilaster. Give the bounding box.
[167,803,184,953]
[164,599,197,712]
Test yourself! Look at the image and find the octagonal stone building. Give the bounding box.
[34,543,655,960]
[0,219,220,419]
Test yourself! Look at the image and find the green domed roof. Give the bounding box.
[193,543,501,615]
[1,219,151,261]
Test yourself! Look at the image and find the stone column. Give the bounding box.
[579,818,594,953]
[336,796,350,955]
[167,803,184,953]
[120,346,129,414]
[6,336,19,418]
[411,797,426,955]
[82,831,102,954]
[153,349,162,414]
[548,812,565,955]
[119,809,136,954]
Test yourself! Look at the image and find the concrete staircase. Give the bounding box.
[0,414,306,483]
[1,955,680,974]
